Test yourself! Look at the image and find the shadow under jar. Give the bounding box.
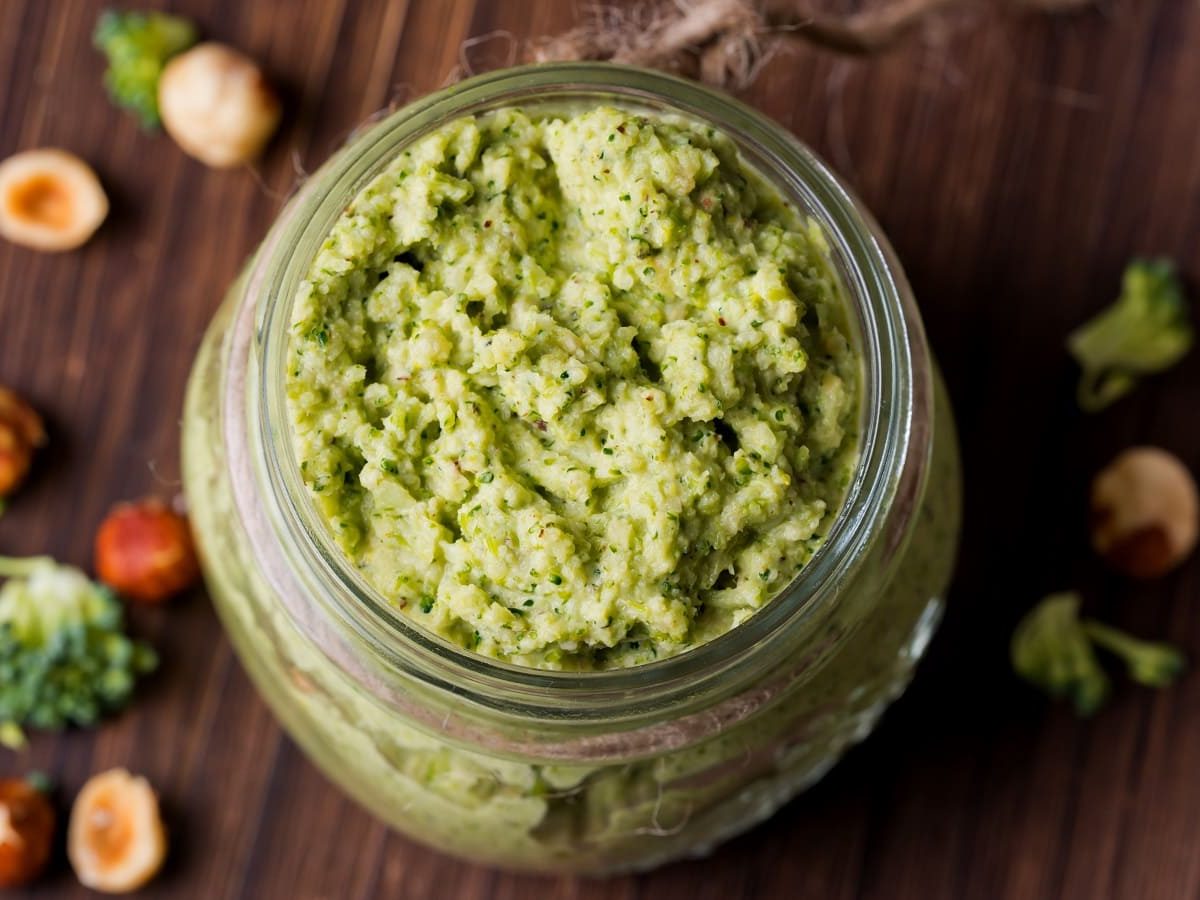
[182,63,961,875]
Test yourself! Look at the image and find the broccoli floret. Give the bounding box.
[1012,591,1186,716]
[93,9,197,129]
[0,556,157,749]
[1083,620,1186,688]
[1067,259,1193,411]
[1011,592,1110,715]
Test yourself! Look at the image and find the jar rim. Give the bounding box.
[248,62,918,726]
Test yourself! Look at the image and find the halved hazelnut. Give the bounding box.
[0,149,108,252]
[1091,446,1199,578]
[68,769,166,894]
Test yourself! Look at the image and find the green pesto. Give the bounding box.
[286,105,860,670]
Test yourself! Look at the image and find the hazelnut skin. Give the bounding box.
[0,778,55,888]
[0,388,47,498]
[1091,447,1199,578]
[94,498,200,604]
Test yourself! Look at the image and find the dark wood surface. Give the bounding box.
[2,1,1199,897]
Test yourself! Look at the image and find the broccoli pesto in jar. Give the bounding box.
[286,105,860,670]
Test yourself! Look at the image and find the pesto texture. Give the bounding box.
[286,106,860,670]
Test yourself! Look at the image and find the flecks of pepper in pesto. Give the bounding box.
[286,106,860,670]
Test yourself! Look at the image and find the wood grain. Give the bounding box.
[1,1,1199,897]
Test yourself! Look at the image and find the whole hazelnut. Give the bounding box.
[94,498,200,604]
[1091,447,1199,578]
[0,778,55,888]
[158,43,281,168]
[0,387,47,498]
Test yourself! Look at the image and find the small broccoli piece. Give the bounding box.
[1067,259,1193,411]
[93,9,198,129]
[1013,592,1188,715]
[0,556,157,748]
[1083,620,1186,688]
[1011,592,1110,715]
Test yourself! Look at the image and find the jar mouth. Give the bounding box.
[252,63,915,717]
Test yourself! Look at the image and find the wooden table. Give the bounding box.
[2,1,1198,897]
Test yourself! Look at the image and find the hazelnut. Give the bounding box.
[0,778,55,887]
[0,149,108,251]
[0,387,47,498]
[68,768,166,894]
[158,43,282,168]
[1091,447,1199,578]
[94,498,200,604]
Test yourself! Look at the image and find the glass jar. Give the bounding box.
[182,63,961,874]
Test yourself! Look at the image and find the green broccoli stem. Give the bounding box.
[1067,258,1193,412]
[0,556,158,743]
[0,721,27,751]
[1082,620,1186,688]
[1077,369,1135,413]
[0,556,54,578]
[24,771,52,794]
